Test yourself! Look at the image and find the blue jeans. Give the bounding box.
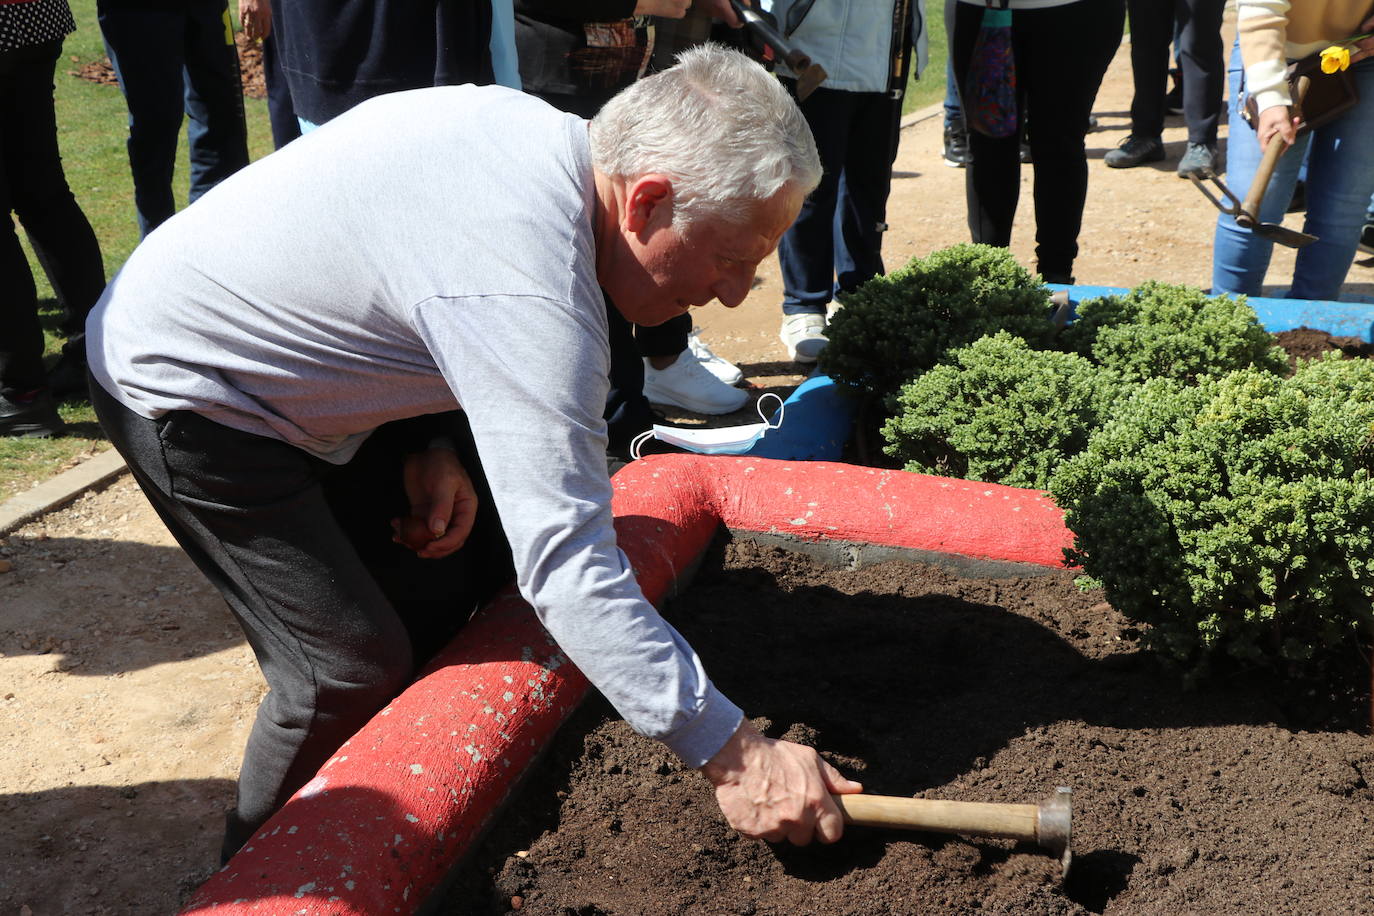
[98,0,249,237]
[1212,38,1374,299]
[778,84,903,315]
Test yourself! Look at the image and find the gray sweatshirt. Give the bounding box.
[86,84,743,767]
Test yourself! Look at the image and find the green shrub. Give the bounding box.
[819,244,1054,403]
[881,332,1126,490]
[1049,354,1374,670]
[1059,280,1288,384]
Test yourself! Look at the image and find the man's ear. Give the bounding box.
[624,174,674,234]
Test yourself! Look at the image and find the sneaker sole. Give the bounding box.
[641,383,748,416]
[0,422,65,438]
[779,334,825,365]
[1104,153,1165,169]
[942,157,968,168]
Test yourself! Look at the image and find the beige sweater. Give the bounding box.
[1239,0,1373,112]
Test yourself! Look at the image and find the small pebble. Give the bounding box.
[0,559,12,573]
[510,895,523,910]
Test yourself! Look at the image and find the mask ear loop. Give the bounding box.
[757,392,784,430]
[629,427,656,461]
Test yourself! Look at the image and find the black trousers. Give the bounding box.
[0,39,105,392]
[951,0,1125,280]
[1126,0,1226,144]
[91,383,514,860]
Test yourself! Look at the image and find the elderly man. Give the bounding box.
[87,44,860,862]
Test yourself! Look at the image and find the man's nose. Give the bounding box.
[713,272,753,309]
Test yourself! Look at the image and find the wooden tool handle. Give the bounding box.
[831,794,1039,843]
[1241,74,1311,223]
[1240,133,1291,223]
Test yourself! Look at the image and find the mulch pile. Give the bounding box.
[69,33,265,99]
[1274,326,1374,373]
[443,536,1372,915]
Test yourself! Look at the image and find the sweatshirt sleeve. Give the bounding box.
[410,292,744,768]
[1238,0,1294,113]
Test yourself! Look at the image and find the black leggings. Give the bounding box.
[951,0,1125,280]
[0,39,105,391]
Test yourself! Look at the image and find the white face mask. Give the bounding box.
[630,393,784,458]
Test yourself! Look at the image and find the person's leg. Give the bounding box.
[1126,0,1172,141]
[1177,0,1226,148]
[98,3,187,237]
[834,90,903,296]
[0,41,54,428]
[602,291,660,450]
[942,3,971,170]
[1019,0,1125,281]
[951,2,1022,250]
[1289,61,1374,300]
[262,29,301,149]
[1210,37,1308,295]
[90,386,440,859]
[182,0,249,203]
[5,39,106,390]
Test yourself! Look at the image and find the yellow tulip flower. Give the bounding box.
[1320,44,1352,73]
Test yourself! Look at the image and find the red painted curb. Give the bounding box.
[183,456,1072,913]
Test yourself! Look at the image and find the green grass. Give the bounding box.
[5,0,272,501]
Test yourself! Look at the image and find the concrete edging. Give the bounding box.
[0,448,127,537]
[182,454,1072,914]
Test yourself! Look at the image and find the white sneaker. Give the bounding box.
[643,353,749,415]
[780,313,828,363]
[686,330,743,386]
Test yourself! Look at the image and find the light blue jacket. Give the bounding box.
[760,0,929,94]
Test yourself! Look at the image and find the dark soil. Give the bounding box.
[69,34,266,99]
[444,536,1373,916]
[1274,326,1374,373]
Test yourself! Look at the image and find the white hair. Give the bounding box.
[589,43,821,231]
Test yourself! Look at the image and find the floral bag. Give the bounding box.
[963,5,1017,138]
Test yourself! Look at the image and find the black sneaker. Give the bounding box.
[942,127,972,167]
[1359,222,1374,256]
[1176,142,1218,179]
[1104,134,1165,169]
[0,388,66,438]
[1019,140,1032,163]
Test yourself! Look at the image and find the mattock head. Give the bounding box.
[1036,786,1073,879]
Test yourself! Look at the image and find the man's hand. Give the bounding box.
[701,720,863,845]
[391,447,478,559]
[1354,15,1374,66]
[1257,104,1298,151]
[239,0,271,41]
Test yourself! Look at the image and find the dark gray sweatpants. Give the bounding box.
[90,381,513,861]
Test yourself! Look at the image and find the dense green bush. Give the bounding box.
[1059,280,1288,383]
[819,244,1054,403]
[1049,354,1374,670]
[881,332,1126,490]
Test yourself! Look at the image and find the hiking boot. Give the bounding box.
[1176,142,1218,179]
[686,329,743,386]
[779,312,828,364]
[642,351,748,415]
[943,127,972,167]
[1104,134,1165,169]
[0,388,66,438]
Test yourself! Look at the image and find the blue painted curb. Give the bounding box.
[746,373,857,462]
[1051,283,1374,342]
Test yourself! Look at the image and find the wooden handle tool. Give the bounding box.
[832,786,1073,877]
